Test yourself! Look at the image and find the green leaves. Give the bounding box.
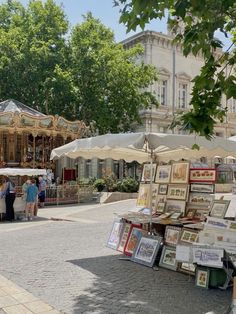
[115,0,236,138]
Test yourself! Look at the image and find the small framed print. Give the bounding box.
[151,183,159,210]
[136,183,150,207]
[156,194,167,203]
[170,212,182,220]
[189,168,216,183]
[186,207,197,219]
[124,225,147,256]
[107,220,125,250]
[165,200,186,216]
[170,162,190,184]
[209,200,230,219]
[117,223,132,253]
[189,192,214,206]
[190,183,214,194]
[179,228,199,244]
[131,235,162,267]
[159,245,178,271]
[158,184,168,195]
[228,221,236,232]
[167,184,189,201]
[156,202,166,213]
[164,226,182,246]
[141,163,157,182]
[178,262,196,276]
[195,267,210,289]
[155,165,172,183]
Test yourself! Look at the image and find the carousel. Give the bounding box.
[0,99,89,171]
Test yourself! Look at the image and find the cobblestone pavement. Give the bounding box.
[0,199,232,314]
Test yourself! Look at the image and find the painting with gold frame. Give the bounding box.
[170,162,190,184]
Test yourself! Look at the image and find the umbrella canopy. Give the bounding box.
[0,168,47,176]
[50,132,236,163]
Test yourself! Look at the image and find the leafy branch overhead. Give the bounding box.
[115,0,236,138]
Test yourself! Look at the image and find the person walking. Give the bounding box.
[38,176,46,208]
[25,179,38,221]
[3,177,16,221]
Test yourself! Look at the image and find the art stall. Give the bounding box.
[50,132,236,292]
[107,161,236,291]
[0,168,47,219]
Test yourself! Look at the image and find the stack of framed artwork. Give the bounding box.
[107,162,235,289]
[137,162,218,222]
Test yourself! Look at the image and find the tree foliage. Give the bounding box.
[70,13,158,133]
[0,1,158,134]
[115,0,236,138]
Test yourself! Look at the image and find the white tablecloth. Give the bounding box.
[0,197,25,214]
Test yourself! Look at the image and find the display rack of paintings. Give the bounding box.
[131,235,163,267]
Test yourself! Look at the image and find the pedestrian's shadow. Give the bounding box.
[67,255,231,314]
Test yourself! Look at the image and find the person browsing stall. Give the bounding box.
[3,177,16,221]
[25,179,38,221]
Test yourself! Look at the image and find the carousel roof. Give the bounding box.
[0,99,45,117]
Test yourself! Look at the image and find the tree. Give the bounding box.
[0,0,71,114]
[70,13,158,134]
[115,0,236,138]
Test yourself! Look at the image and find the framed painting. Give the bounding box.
[165,200,186,216]
[195,267,210,289]
[156,194,167,204]
[164,226,182,246]
[167,184,189,201]
[158,184,168,195]
[124,225,147,256]
[178,262,196,276]
[189,193,214,206]
[189,168,216,183]
[170,162,190,184]
[141,163,157,182]
[156,202,166,214]
[209,200,230,219]
[170,212,182,220]
[190,183,214,194]
[155,165,172,183]
[117,223,132,253]
[151,183,159,210]
[185,206,197,219]
[228,221,236,232]
[157,212,172,220]
[159,245,178,271]
[131,235,162,267]
[179,228,199,244]
[136,184,150,207]
[107,220,125,250]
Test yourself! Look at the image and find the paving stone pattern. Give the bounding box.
[0,200,232,314]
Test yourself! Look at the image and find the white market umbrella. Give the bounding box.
[50,132,236,230]
[51,132,236,162]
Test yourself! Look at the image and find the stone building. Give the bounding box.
[121,30,236,138]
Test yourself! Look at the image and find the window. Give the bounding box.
[178,83,188,108]
[85,160,92,178]
[157,80,167,106]
[98,160,104,178]
[229,98,236,113]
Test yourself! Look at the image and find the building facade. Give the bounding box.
[121,30,236,138]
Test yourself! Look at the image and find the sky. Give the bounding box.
[0,0,232,48]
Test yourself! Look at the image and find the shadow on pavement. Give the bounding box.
[68,255,232,314]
